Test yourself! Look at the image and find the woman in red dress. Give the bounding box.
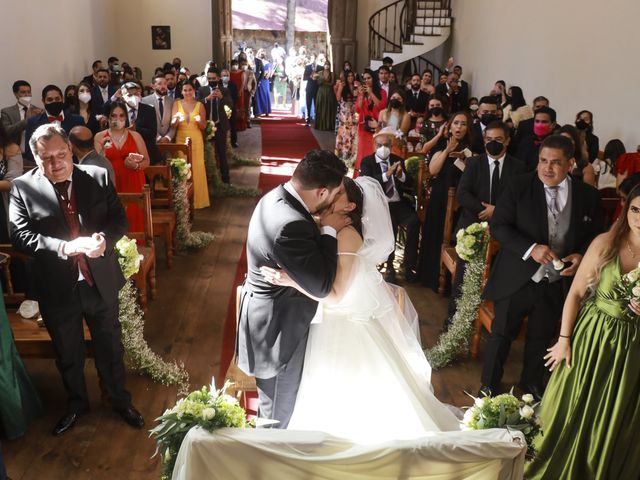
[229,63,247,131]
[94,101,150,236]
[354,70,387,176]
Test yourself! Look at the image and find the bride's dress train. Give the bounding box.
[287,251,460,443]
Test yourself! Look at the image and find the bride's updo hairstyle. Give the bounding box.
[343,177,363,237]
[292,149,348,190]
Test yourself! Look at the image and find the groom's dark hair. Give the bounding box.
[293,149,347,190]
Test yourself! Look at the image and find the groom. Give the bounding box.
[236,150,350,427]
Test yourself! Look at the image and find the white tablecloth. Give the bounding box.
[172,427,526,480]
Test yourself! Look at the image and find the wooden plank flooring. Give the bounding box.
[3,124,525,479]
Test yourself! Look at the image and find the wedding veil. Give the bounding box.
[354,176,395,264]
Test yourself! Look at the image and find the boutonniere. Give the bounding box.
[583,215,592,222]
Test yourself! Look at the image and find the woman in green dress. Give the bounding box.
[526,185,640,479]
[0,282,43,439]
[313,63,337,131]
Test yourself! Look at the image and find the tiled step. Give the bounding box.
[416,8,450,18]
[417,1,443,8]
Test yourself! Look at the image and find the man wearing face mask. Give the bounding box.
[1,80,43,157]
[197,67,234,183]
[516,106,558,171]
[117,82,160,165]
[360,127,420,282]
[442,121,525,331]
[24,85,84,164]
[221,68,239,148]
[511,96,549,154]
[470,96,500,154]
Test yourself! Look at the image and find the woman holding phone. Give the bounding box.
[95,101,150,237]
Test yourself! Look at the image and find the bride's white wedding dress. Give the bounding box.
[287,178,460,443]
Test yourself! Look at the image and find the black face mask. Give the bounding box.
[389,99,402,109]
[429,107,444,117]
[576,119,590,131]
[485,140,504,157]
[480,113,499,126]
[45,101,64,116]
[209,81,219,89]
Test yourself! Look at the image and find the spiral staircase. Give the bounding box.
[369,0,453,76]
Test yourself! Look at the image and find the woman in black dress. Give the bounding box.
[418,111,475,290]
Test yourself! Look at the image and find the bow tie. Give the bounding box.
[48,115,63,123]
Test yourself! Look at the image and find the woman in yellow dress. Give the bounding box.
[171,80,210,209]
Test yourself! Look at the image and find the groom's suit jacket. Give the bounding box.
[237,185,338,378]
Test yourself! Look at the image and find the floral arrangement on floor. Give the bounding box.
[170,158,215,250]
[203,141,261,198]
[614,261,640,320]
[205,120,216,141]
[426,222,489,369]
[462,390,542,459]
[115,236,189,395]
[150,380,249,480]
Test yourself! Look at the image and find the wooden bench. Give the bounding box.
[145,164,177,268]
[438,187,460,295]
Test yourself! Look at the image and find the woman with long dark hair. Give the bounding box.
[526,184,640,479]
[354,69,387,174]
[502,86,533,128]
[558,124,596,187]
[0,122,23,241]
[594,139,625,190]
[575,109,599,161]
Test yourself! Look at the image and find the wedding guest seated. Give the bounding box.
[0,122,24,242]
[511,96,549,154]
[69,126,115,185]
[516,106,558,171]
[575,109,599,162]
[94,101,150,234]
[442,121,525,331]
[593,139,624,190]
[1,80,43,157]
[558,124,596,187]
[479,134,602,401]
[73,81,100,134]
[24,85,84,163]
[360,127,420,282]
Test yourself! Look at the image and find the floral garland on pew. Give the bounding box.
[169,158,216,250]
[116,236,189,394]
[150,380,251,480]
[426,222,490,369]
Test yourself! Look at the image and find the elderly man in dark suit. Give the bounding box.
[23,85,84,164]
[69,126,116,185]
[479,134,602,401]
[1,80,43,156]
[197,68,234,183]
[10,123,144,436]
[442,121,525,330]
[360,127,420,282]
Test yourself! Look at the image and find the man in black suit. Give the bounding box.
[377,65,399,100]
[480,135,602,401]
[90,68,117,119]
[303,55,324,125]
[452,65,470,102]
[24,85,84,164]
[360,128,420,282]
[516,106,558,171]
[510,96,549,155]
[442,122,525,330]
[80,60,104,87]
[197,68,234,183]
[405,74,429,126]
[221,68,239,148]
[470,97,500,154]
[237,150,350,427]
[10,123,144,436]
[435,72,466,114]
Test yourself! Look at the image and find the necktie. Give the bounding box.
[101,88,108,102]
[48,115,63,123]
[21,107,27,151]
[53,180,94,286]
[490,160,500,204]
[158,97,164,119]
[414,91,419,99]
[547,186,560,218]
[130,108,137,124]
[380,160,395,198]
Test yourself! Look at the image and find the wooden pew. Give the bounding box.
[118,185,156,312]
[145,164,177,268]
[438,187,460,295]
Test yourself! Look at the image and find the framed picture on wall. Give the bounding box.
[152,26,171,50]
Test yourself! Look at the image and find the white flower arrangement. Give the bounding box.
[455,221,488,261]
[205,120,216,140]
[115,236,143,279]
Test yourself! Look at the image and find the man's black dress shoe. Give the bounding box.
[477,385,493,398]
[115,405,145,428]
[52,413,79,436]
[519,384,544,403]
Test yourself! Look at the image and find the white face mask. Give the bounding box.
[124,94,139,109]
[221,76,230,84]
[469,104,479,111]
[78,92,92,104]
[18,96,32,106]
[376,145,391,160]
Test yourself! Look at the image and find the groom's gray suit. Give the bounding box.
[236,183,338,427]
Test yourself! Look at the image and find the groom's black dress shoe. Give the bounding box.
[52,413,79,436]
[519,384,544,403]
[115,405,145,428]
[477,385,493,398]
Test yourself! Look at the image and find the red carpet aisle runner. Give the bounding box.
[219,110,321,380]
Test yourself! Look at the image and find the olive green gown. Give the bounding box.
[0,284,43,439]
[526,258,640,479]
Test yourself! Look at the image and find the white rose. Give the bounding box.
[201,407,216,420]
[474,397,486,408]
[520,405,535,419]
[521,394,534,404]
[462,408,474,426]
[632,286,640,298]
[553,259,565,271]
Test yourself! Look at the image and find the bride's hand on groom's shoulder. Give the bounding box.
[319,208,352,233]
[260,266,294,288]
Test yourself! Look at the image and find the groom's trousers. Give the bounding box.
[254,333,308,428]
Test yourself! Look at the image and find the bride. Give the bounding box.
[261,176,460,443]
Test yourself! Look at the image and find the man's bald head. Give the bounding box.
[69,125,95,155]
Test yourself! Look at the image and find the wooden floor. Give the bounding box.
[3,124,525,480]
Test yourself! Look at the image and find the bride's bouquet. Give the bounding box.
[455,221,489,261]
[462,390,542,459]
[614,262,640,320]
